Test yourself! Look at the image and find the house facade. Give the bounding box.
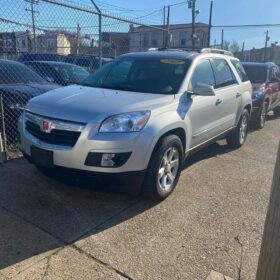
[102,32,129,57]
[129,23,209,52]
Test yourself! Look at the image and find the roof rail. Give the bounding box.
[147,47,185,52]
[201,48,234,57]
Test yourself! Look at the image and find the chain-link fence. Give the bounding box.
[0,0,175,159]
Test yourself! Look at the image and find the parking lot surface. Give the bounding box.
[0,114,279,280]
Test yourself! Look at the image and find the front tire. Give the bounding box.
[226,109,249,148]
[143,135,183,201]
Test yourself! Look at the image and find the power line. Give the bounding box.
[213,23,280,29]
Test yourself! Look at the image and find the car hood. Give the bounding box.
[252,83,266,92]
[0,83,60,98]
[26,85,175,123]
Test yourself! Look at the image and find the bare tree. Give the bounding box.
[230,40,240,53]
[223,40,230,50]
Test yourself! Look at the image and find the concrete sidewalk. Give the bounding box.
[0,115,279,279]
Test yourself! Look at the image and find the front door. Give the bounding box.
[187,59,222,148]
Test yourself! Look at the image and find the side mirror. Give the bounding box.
[192,82,215,96]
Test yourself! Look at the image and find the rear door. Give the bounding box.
[210,58,240,131]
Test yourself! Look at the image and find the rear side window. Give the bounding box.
[188,59,215,92]
[212,59,237,88]
[231,60,249,82]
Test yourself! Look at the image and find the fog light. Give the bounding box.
[85,152,131,168]
[101,153,116,167]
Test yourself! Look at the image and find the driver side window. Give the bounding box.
[188,59,215,92]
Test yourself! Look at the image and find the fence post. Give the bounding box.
[90,0,102,68]
[0,94,7,163]
[256,141,280,280]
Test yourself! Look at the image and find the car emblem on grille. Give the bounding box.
[42,120,52,133]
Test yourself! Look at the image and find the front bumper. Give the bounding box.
[18,112,155,174]
[22,150,145,193]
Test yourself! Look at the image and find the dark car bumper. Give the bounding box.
[251,98,264,123]
[22,151,146,195]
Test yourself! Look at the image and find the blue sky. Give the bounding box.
[92,0,280,49]
[2,0,280,50]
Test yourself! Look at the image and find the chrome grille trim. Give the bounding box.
[25,111,85,133]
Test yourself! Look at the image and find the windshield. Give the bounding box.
[51,64,89,83]
[243,64,268,84]
[0,61,47,85]
[82,57,191,94]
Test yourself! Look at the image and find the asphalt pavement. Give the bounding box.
[0,114,279,280]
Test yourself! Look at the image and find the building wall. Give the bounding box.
[129,24,209,52]
[102,32,129,57]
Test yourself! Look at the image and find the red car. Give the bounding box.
[243,62,280,128]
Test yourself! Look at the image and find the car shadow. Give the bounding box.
[0,139,241,272]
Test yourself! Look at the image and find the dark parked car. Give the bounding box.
[0,60,59,142]
[25,61,90,86]
[64,54,112,72]
[17,53,65,63]
[243,62,280,128]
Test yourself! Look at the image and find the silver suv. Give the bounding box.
[19,49,252,200]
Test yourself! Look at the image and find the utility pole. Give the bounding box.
[241,41,245,60]
[207,0,213,48]
[91,0,102,68]
[213,38,216,48]
[190,0,196,50]
[165,5,170,48]
[162,5,166,48]
[25,0,38,53]
[163,6,166,25]
[76,23,81,54]
[264,30,269,62]
[221,29,224,49]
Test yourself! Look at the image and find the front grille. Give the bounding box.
[25,120,81,147]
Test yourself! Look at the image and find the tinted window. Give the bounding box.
[76,58,91,67]
[51,64,89,83]
[27,63,54,81]
[212,59,237,88]
[189,59,215,92]
[0,62,46,84]
[231,60,249,82]
[82,57,191,94]
[243,64,268,83]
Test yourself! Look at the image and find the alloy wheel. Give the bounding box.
[158,147,179,192]
[239,113,248,144]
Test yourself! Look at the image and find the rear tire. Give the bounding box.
[142,135,183,201]
[273,107,280,117]
[226,109,249,148]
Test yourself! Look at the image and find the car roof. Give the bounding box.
[119,50,199,60]
[26,61,82,67]
[0,59,24,66]
[242,62,277,68]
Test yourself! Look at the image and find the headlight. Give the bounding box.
[99,111,150,133]
[252,91,264,100]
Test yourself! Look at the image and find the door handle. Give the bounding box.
[216,99,222,105]
[236,93,242,98]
